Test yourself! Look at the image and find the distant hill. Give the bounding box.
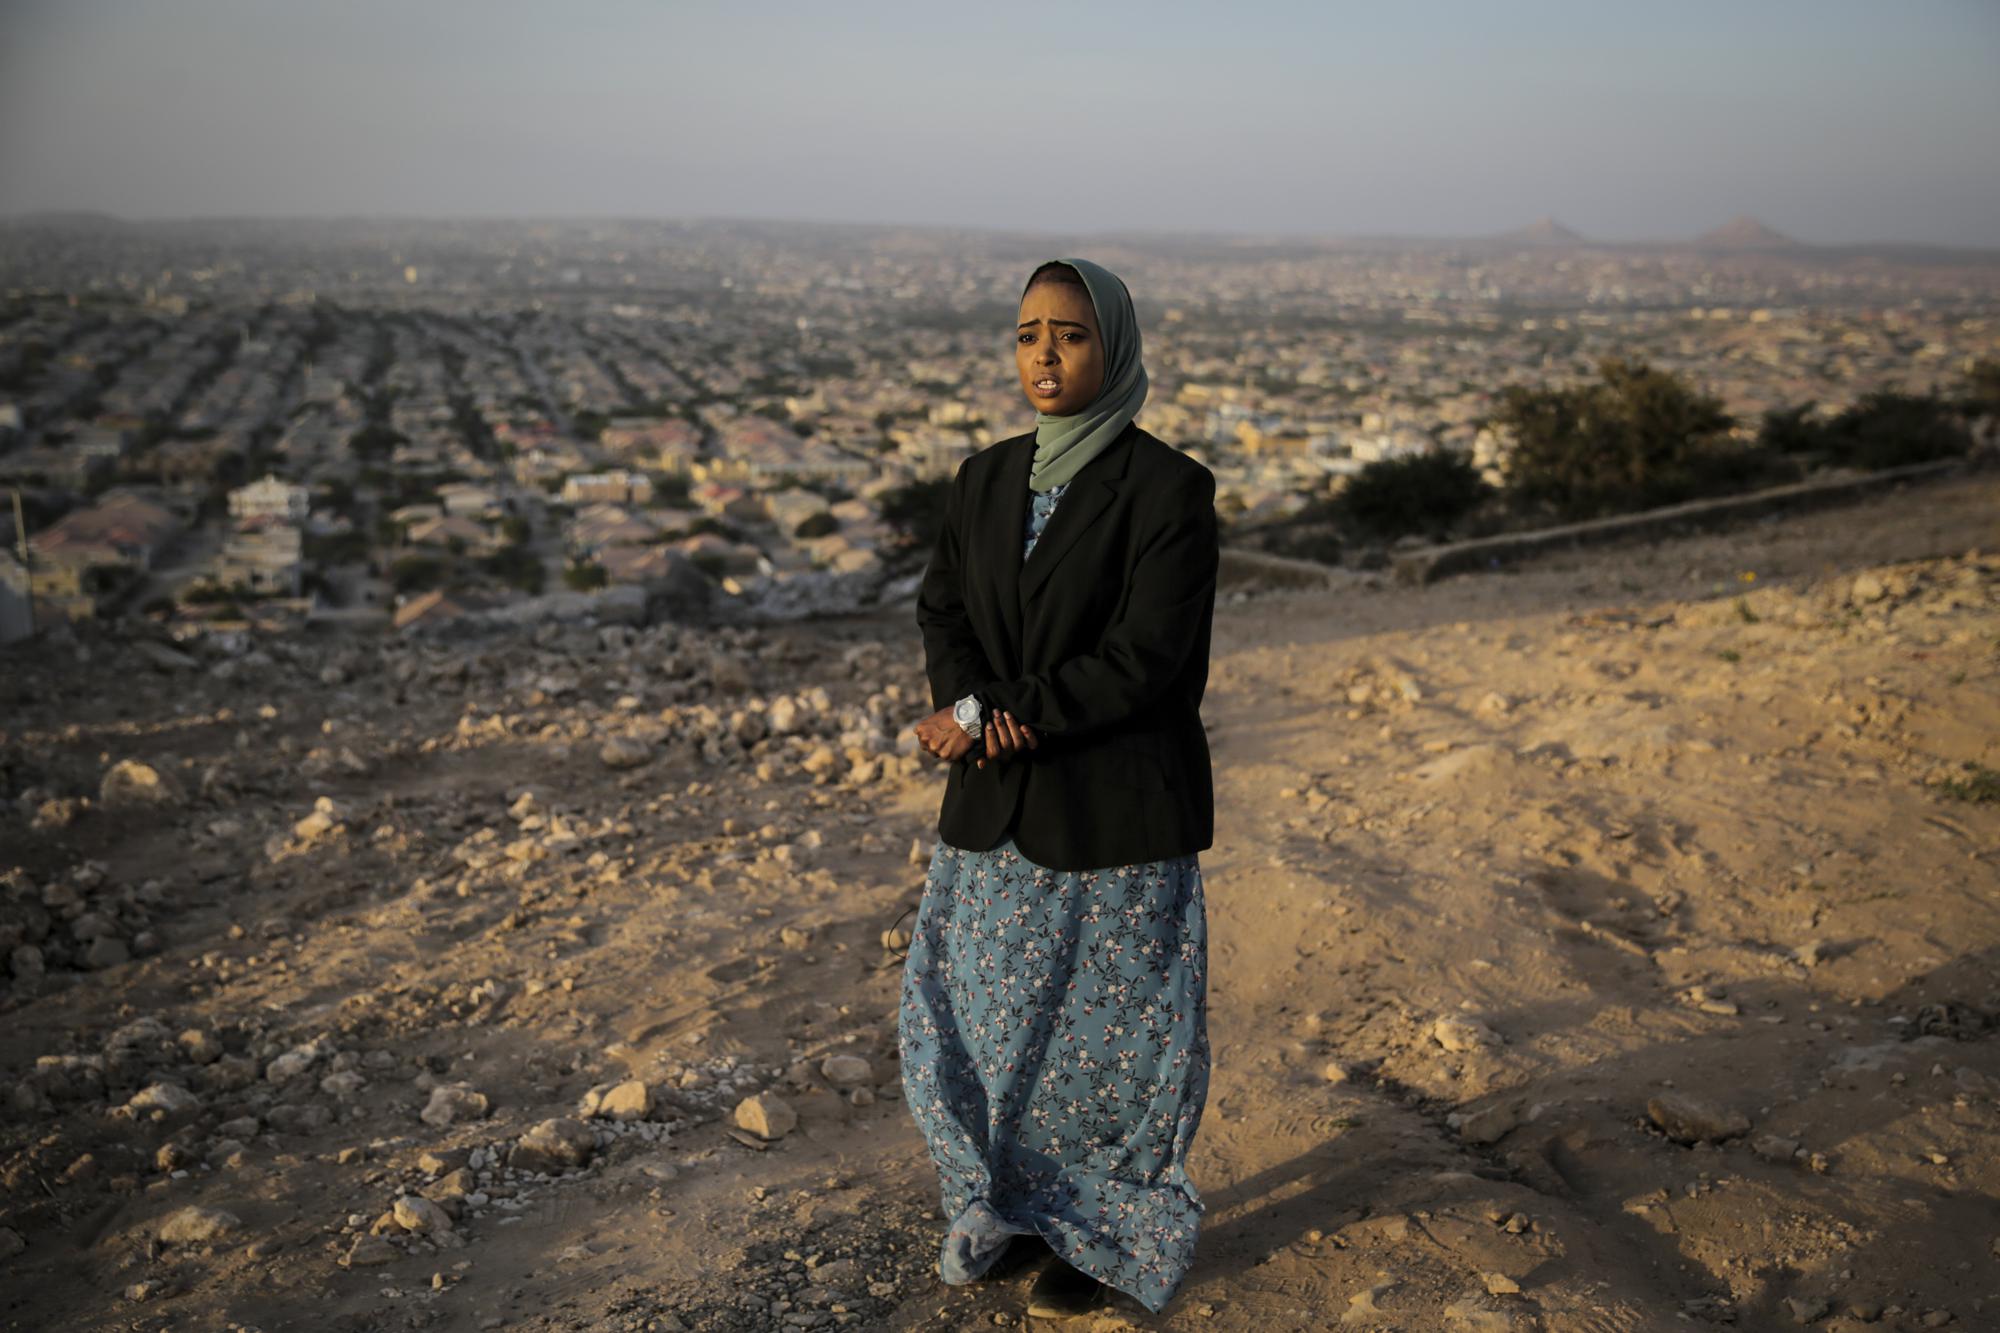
[1694,215,1798,249]
[1493,217,1588,247]
[0,210,134,233]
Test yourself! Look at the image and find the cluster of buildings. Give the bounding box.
[2,487,187,630]
[2,218,1994,642]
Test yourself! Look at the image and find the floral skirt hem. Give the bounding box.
[898,834,1211,1316]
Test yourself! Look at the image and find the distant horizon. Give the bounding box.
[4,1,1996,249]
[7,206,1998,257]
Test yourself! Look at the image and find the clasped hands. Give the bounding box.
[912,705,1040,769]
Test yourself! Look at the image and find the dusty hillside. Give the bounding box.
[1,469,1997,1333]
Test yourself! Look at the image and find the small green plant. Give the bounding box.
[561,560,607,591]
[1716,648,1741,663]
[1936,762,2000,804]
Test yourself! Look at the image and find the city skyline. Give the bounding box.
[2,0,1997,248]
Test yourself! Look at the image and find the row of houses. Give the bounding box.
[13,487,188,623]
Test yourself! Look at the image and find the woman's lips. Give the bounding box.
[1032,377,1061,396]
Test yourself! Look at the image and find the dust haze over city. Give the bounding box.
[3,3,2000,1332]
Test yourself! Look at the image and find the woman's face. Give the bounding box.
[1016,279,1104,416]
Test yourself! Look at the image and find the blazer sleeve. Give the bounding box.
[914,456,998,712]
[981,467,1217,739]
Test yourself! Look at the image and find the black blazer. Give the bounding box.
[916,420,1218,871]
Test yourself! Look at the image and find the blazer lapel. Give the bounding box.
[984,437,1033,674]
[1019,422,1135,604]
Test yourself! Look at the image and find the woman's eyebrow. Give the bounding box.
[1016,317,1092,330]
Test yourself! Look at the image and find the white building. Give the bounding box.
[228,472,311,524]
[213,521,304,596]
[562,470,655,505]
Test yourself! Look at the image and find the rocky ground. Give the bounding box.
[1,467,1997,1333]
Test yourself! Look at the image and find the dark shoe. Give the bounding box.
[981,1231,1052,1281]
[1025,1257,1107,1319]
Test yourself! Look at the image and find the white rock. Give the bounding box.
[265,1050,317,1085]
[101,759,186,809]
[1432,1015,1501,1053]
[393,1195,455,1234]
[127,1082,202,1116]
[591,1080,651,1122]
[158,1205,240,1244]
[600,736,652,770]
[820,1055,873,1087]
[733,1092,798,1141]
[1647,1092,1751,1144]
[419,1083,490,1128]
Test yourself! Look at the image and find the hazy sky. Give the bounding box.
[3,0,1997,247]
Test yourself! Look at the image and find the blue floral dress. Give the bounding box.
[898,478,1212,1316]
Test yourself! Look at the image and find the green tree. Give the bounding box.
[1492,355,1750,521]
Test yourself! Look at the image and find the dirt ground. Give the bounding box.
[2,468,1997,1333]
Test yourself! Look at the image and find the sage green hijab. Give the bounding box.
[1023,257,1149,492]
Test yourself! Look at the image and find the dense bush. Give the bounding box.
[1337,447,1491,542]
[1491,355,1751,520]
[481,545,545,593]
[1961,358,2000,419]
[347,423,406,461]
[390,554,447,593]
[1776,386,1976,470]
[305,529,371,565]
[794,510,840,539]
[878,477,952,548]
[1756,402,1825,457]
[644,473,695,509]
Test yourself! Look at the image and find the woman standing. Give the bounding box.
[900,257,1219,1320]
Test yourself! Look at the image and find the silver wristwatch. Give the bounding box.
[953,693,984,739]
